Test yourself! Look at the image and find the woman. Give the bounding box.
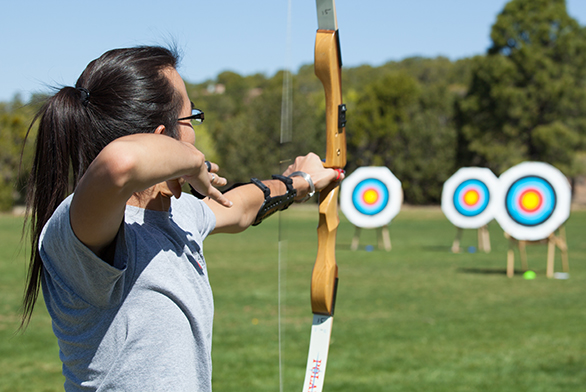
[22,46,342,391]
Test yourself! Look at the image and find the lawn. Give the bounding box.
[1,206,585,391]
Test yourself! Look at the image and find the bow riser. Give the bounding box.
[315,30,346,169]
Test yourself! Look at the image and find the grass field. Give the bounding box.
[1,206,585,391]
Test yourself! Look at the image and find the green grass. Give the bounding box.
[0,216,63,392]
[1,207,585,391]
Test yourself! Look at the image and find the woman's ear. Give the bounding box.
[154,125,166,135]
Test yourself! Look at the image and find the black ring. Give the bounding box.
[205,161,212,172]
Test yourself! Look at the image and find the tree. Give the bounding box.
[349,69,459,204]
[192,70,324,184]
[350,72,420,168]
[456,0,586,176]
[0,96,39,210]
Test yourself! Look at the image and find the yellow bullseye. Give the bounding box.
[363,189,379,205]
[521,190,541,211]
[463,190,479,206]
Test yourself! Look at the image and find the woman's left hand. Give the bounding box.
[282,153,344,200]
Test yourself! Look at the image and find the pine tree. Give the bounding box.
[456,0,586,175]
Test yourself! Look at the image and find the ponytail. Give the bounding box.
[21,87,92,328]
[21,46,182,328]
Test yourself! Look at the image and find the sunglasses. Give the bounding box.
[178,103,204,125]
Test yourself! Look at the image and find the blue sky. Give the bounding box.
[2,0,586,102]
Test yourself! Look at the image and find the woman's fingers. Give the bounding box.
[205,160,220,174]
[209,172,228,187]
[182,158,232,207]
[187,177,232,208]
[205,160,228,187]
[282,153,345,192]
[312,168,344,190]
[206,186,233,208]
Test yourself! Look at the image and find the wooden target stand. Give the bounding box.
[504,226,569,278]
[350,225,391,251]
[451,225,491,253]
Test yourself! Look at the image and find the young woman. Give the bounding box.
[22,46,342,391]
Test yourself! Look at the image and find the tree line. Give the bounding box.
[1,0,584,211]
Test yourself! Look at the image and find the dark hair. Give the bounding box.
[21,46,183,328]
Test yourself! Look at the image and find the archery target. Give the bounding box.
[441,167,498,228]
[495,162,571,241]
[340,167,402,228]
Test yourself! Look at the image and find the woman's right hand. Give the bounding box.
[167,145,232,208]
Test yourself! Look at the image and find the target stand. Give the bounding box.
[504,226,569,278]
[451,225,491,254]
[495,162,572,278]
[340,167,402,252]
[350,225,391,251]
[441,168,499,253]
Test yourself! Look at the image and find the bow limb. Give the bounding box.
[311,182,340,315]
[302,1,346,391]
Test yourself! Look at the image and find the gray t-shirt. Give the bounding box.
[39,193,216,391]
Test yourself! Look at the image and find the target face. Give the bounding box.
[454,179,490,217]
[340,167,402,228]
[505,176,555,226]
[352,178,389,216]
[441,167,498,228]
[495,162,571,240]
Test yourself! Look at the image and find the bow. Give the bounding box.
[301,1,346,391]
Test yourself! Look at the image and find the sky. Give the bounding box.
[2,0,586,102]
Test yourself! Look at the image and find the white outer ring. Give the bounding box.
[494,162,571,241]
[340,166,403,228]
[441,167,498,229]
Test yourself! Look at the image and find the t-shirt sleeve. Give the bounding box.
[39,196,130,308]
[175,193,217,239]
[199,201,216,238]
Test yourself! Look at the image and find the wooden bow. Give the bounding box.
[301,1,346,390]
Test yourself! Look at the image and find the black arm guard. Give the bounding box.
[251,175,297,226]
